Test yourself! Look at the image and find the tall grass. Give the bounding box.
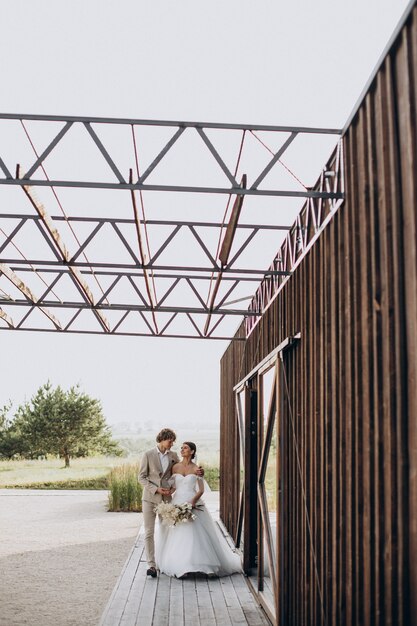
[203,466,219,491]
[108,463,142,512]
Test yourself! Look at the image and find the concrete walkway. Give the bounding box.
[0,489,140,626]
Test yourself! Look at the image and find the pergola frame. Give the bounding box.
[0,113,343,340]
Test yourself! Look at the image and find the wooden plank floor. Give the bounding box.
[99,527,270,626]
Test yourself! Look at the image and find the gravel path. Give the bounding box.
[0,490,141,626]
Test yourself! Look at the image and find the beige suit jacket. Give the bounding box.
[138,448,180,505]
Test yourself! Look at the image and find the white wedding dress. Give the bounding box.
[155,473,241,578]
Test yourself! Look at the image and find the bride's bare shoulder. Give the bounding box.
[172,462,182,473]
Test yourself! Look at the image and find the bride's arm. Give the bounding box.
[190,477,204,507]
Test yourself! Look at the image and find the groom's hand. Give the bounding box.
[196,466,205,477]
[157,487,171,496]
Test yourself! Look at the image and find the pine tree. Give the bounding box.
[13,382,122,466]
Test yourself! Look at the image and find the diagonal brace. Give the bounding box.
[196,127,239,187]
[250,132,297,189]
[84,123,126,184]
[24,122,73,179]
[138,126,186,184]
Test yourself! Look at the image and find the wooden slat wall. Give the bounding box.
[220,5,417,625]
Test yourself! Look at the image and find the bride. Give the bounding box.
[155,441,241,578]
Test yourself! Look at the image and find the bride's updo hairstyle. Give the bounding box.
[183,441,197,460]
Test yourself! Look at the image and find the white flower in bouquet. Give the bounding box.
[154,501,197,527]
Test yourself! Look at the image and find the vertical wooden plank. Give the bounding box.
[219,575,248,624]
[168,576,184,626]
[119,560,148,625]
[208,577,232,625]
[300,241,314,624]
[348,119,361,626]
[134,574,158,626]
[355,100,373,626]
[321,227,329,626]
[385,50,408,625]
[275,356,280,624]
[231,575,270,625]
[183,576,200,625]
[339,132,354,626]
[312,237,320,624]
[394,14,417,626]
[151,574,171,626]
[375,63,397,626]
[319,228,326,626]
[329,196,339,626]
[195,576,216,625]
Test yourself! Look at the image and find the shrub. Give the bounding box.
[108,463,142,512]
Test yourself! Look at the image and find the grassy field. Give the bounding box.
[0,456,220,490]
[0,429,221,490]
[0,457,125,489]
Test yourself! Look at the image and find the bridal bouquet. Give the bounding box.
[154,502,196,527]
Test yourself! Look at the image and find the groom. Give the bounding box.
[139,428,204,578]
[138,428,178,578]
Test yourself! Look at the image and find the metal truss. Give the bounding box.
[246,141,344,336]
[0,113,343,340]
[0,113,342,198]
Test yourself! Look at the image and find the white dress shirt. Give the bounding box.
[156,446,170,474]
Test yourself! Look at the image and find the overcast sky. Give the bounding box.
[0,0,410,432]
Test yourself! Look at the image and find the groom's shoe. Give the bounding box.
[147,567,157,578]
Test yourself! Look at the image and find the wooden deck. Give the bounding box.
[99,518,270,625]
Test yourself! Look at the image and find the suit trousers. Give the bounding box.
[142,499,158,568]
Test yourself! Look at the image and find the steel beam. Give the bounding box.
[0,112,342,134]
[0,325,245,341]
[0,177,344,198]
[0,213,292,232]
[0,213,292,231]
[2,258,290,276]
[206,175,247,335]
[218,176,247,265]
[0,298,258,316]
[8,266,269,282]
[130,169,158,333]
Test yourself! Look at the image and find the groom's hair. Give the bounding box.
[156,428,177,442]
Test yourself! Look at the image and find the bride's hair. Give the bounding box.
[183,441,197,460]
